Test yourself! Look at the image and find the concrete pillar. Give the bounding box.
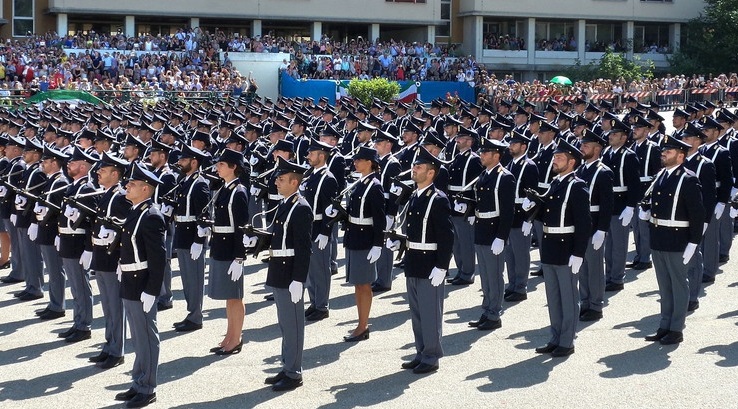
[125,15,135,38]
[190,18,200,29]
[577,19,586,62]
[312,22,322,42]
[669,23,680,52]
[427,25,436,44]
[57,13,68,36]
[369,23,380,43]
[252,20,263,38]
[625,20,634,59]
[462,16,482,60]
[527,17,536,65]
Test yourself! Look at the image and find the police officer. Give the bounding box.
[529,120,559,276]
[373,130,402,292]
[640,135,705,345]
[0,136,26,286]
[113,163,165,408]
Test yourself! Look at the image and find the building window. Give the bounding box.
[12,0,34,37]
[437,0,450,37]
[385,0,427,3]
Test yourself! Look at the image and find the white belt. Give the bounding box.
[515,198,525,204]
[407,241,438,251]
[649,217,689,228]
[612,186,628,192]
[542,225,575,234]
[590,205,600,212]
[92,237,108,246]
[383,193,390,199]
[250,171,259,177]
[269,249,295,257]
[212,226,235,233]
[59,227,86,235]
[538,182,550,189]
[448,185,464,192]
[349,216,373,225]
[120,261,148,271]
[475,210,500,219]
[175,215,196,222]
[268,194,283,201]
[639,176,653,182]
[313,214,323,221]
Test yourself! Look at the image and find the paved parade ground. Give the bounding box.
[1,233,738,409]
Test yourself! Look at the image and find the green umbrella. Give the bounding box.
[550,76,573,86]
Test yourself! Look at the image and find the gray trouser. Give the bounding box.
[63,257,92,331]
[701,215,720,279]
[718,207,733,257]
[407,276,444,366]
[534,220,544,265]
[306,240,331,311]
[632,213,651,263]
[177,251,205,325]
[18,227,44,296]
[505,228,531,294]
[158,223,174,307]
[652,250,689,332]
[579,238,605,312]
[96,270,125,357]
[542,263,579,348]
[123,298,159,394]
[374,245,394,288]
[272,286,304,379]
[605,216,629,285]
[330,224,339,272]
[475,244,504,320]
[40,244,65,312]
[687,244,704,302]
[451,216,475,280]
[4,218,23,280]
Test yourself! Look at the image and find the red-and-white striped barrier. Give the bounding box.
[691,88,719,94]
[657,90,682,96]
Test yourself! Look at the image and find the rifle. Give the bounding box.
[384,229,407,261]
[63,191,104,230]
[19,185,66,224]
[325,178,363,228]
[99,216,124,255]
[240,224,273,258]
[13,179,51,218]
[523,188,546,223]
[390,176,414,206]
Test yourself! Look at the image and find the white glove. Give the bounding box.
[389,184,402,196]
[64,205,80,223]
[160,204,174,217]
[54,235,60,251]
[619,206,634,226]
[521,221,533,236]
[140,292,156,313]
[467,216,475,225]
[0,185,6,197]
[288,280,303,303]
[639,208,651,221]
[249,155,259,166]
[367,246,382,263]
[243,235,257,248]
[591,230,606,250]
[682,242,698,265]
[568,255,583,274]
[14,195,27,209]
[228,260,243,281]
[454,201,468,214]
[386,238,400,251]
[190,242,203,259]
[315,234,329,250]
[732,187,738,198]
[324,204,338,218]
[731,207,738,219]
[197,225,211,238]
[80,250,92,270]
[28,223,38,241]
[521,198,536,211]
[116,264,122,282]
[249,186,261,197]
[34,204,48,221]
[429,267,446,287]
[491,238,505,255]
[715,202,726,219]
[98,225,115,244]
[385,215,394,231]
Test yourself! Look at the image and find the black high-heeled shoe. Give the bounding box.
[0,261,10,270]
[343,328,370,342]
[215,341,243,355]
[209,345,223,353]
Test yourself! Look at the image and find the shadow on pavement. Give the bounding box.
[698,341,738,367]
[612,313,661,338]
[597,343,673,377]
[317,371,424,409]
[0,365,99,401]
[467,354,563,392]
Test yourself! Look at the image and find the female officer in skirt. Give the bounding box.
[206,149,249,355]
[328,146,385,342]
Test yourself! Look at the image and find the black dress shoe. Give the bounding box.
[156,303,173,311]
[65,330,91,343]
[719,254,730,264]
[504,292,527,302]
[625,261,637,268]
[98,355,125,369]
[272,376,303,392]
[451,277,474,286]
[0,275,23,284]
[530,269,543,277]
[631,261,653,270]
[58,327,76,338]
[551,346,575,357]
[265,294,275,301]
[605,282,624,292]
[126,392,156,408]
[645,328,669,342]
[535,343,557,354]
[702,275,715,284]
[306,309,329,321]
[39,310,65,320]
[401,359,421,369]
[371,284,391,293]
[18,292,43,301]
[468,314,488,328]
[88,352,110,363]
[13,290,28,298]
[477,319,502,331]
[579,309,603,322]
[412,363,439,374]
[579,308,589,317]
[215,341,243,355]
[503,288,512,297]
[688,300,699,312]
[265,371,286,385]
[331,268,339,276]
[659,331,683,345]
[304,305,316,317]
[343,328,370,342]
[115,388,138,401]
[174,319,203,332]
[35,307,50,316]
[0,261,11,270]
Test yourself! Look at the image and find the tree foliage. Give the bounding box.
[560,49,654,82]
[347,78,400,106]
[671,0,738,74]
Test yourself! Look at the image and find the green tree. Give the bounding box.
[671,0,738,74]
[347,78,400,106]
[560,50,654,82]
